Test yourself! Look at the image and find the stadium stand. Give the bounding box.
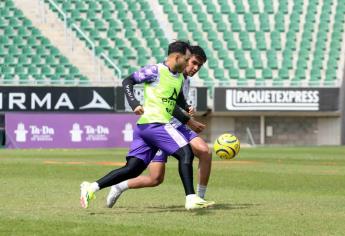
[1,0,344,87]
[0,0,89,85]
[43,0,344,87]
[45,0,168,77]
[159,0,345,87]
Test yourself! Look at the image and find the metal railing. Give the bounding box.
[71,24,96,67]
[41,0,67,48]
[40,0,122,82]
[100,52,122,83]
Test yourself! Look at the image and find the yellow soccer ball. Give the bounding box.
[213,133,240,159]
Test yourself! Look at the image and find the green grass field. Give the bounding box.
[1,147,345,235]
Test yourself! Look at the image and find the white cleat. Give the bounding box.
[106,185,123,208]
[80,181,95,209]
[185,194,215,210]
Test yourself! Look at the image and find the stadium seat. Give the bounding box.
[0,0,87,85]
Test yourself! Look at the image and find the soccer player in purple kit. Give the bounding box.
[106,45,214,207]
[80,41,214,210]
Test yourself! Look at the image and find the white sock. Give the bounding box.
[186,194,197,201]
[90,182,100,192]
[116,180,129,192]
[197,184,207,199]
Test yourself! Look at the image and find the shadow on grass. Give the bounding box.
[99,203,257,215]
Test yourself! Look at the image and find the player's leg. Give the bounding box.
[171,144,195,195]
[177,125,212,199]
[106,149,167,208]
[106,161,165,208]
[96,157,147,188]
[129,162,166,188]
[190,136,212,199]
[138,123,195,197]
[142,123,214,209]
[124,150,167,189]
[80,157,147,208]
[171,144,214,209]
[81,125,156,208]
[108,123,213,210]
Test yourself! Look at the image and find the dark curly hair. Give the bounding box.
[168,40,191,55]
[190,45,207,63]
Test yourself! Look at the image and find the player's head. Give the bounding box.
[184,45,207,77]
[167,40,191,73]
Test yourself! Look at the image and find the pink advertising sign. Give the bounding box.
[5,113,138,149]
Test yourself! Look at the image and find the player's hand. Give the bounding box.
[186,118,205,133]
[134,105,144,115]
[188,106,196,116]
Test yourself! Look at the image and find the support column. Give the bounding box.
[341,76,345,145]
[260,115,265,145]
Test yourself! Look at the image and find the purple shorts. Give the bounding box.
[151,124,198,163]
[127,123,189,165]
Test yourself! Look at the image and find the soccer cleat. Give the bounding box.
[80,181,96,208]
[185,195,215,210]
[106,185,123,208]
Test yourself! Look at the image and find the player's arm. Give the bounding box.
[176,91,190,112]
[122,74,142,114]
[174,91,204,132]
[173,104,205,133]
[173,107,205,133]
[122,65,158,115]
[173,91,191,123]
[176,90,195,116]
[173,106,190,124]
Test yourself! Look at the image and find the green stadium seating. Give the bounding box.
[38,0,345,87]
[45,0,170,75]
[0,0,88,85]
